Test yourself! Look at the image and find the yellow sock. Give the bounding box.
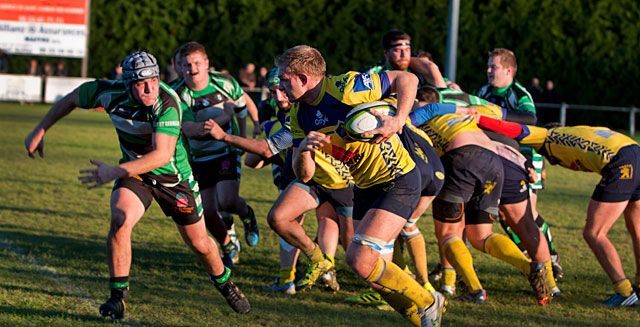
[392,239,408,270]
[442,236,482,291]
[278,267,296,285]
[379,288,421,326]
[304,242,324,264]
[442,266,457,287]
[544,260,557,288]
[483,233,531,275]
[325,253,335,267]
[405,231,428,285]
[613,279,633,297]
[366,257,434,309]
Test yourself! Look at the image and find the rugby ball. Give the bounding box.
[345,101,397,141]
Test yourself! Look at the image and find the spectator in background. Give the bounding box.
[0,49,9,73]
[238,62,257,91]
[111,63,123,80]
[54,60,67,77]
[542,80,559,103]
[39,62,54,77]
[256,66,268,89]
[527,77,543,103]
[26,58,39,75]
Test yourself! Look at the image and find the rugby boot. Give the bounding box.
[344,289,385,306]
[419,291,447,327]
[318,269,340,292]
[295,255,333,292]
[221,242,239,268]
[241,205,259,247]
[214,279,251,314]
[601,292,638,307]
[99,287,128,319]
[454,289,486,304]
[263,277,296,295]
[528,262,552,305]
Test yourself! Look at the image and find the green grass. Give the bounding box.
[1,103,639,326]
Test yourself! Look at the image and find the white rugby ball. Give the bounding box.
[345,101,397,141]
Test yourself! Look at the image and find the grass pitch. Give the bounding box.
[1,103,638,326]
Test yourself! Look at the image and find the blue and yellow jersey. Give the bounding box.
[412,113,482,156]
[290,71,415,189]
[477,116,638,173]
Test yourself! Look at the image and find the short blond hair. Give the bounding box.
[275,45,326,78]
[489,48,517,75]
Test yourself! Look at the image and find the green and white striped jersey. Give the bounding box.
[474,80,536,114]
[78,79,192,185]
[173,71,246,162]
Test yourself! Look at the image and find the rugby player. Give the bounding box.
[277,45,446,327]
[173,42,261,268]
[475,116,640,306]
[206,67,352,293]
[24,51,251,318]
[474,48,563,279]
[414,81,559,302]
[408,87,553,305]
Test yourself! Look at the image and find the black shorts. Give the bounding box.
[191,152,241,189]
[398,125,445,197]
[500,157,530,205]
[113,174,202,226]
[292,180,354,218]
[353,167,421,221]
[436,145,503,216]
[593,145,640,202]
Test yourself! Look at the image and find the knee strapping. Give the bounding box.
[400,228,421,239]
[351,234,394,254]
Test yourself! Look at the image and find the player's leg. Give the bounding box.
[623,200,640,293]
[216,153,259,247]
[200,186,237,267]
[101,185,146,319]
[264,214,304,294]
[315,201,341,292]
[584,199,636,304]
[402,196,435,287]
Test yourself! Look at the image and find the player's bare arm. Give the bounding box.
[78,132,177,189]
[363,71,418,143]
[25,87,81,158]
[293,131,328,183]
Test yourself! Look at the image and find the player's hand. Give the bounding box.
[299,131,330,153]
[364,111,403,144]
[25,129,45,158]
[78,160,125,189]
[205,119,226,140]
[527,167,539,184]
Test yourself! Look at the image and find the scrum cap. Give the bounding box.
[121,51,159,86]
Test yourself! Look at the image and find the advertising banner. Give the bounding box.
[0,0,90,58]
[0,74,42,102]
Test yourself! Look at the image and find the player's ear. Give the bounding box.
[298,73,307,86]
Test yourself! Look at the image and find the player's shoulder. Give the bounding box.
[359,60,386,74]
[158,81,183,108]
[511,80,533,100]
[474,84,491,96]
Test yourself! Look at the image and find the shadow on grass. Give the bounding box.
[0,306,105,323]
[0,206,97,220]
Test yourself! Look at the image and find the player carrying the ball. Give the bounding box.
[276,45,446,327]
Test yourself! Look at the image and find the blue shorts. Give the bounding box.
[500,157,530,205]
[292,180,354,218]
[398,125,445,197]
[593,145,640,203]
[353,167,421,221]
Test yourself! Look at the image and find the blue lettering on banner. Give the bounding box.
[353,74,374,92]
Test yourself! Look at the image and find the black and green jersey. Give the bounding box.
[474,80,536,116]
[173,71,246,162]
[77,79,191,185]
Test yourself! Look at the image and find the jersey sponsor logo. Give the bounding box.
[593,129,619,139]
[335,77,347,93]
[314,109,330,126]
[353,74,374,92]
[619,164,633,180]
[155,121,180,127]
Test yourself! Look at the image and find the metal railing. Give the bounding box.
[536,103,638,136]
